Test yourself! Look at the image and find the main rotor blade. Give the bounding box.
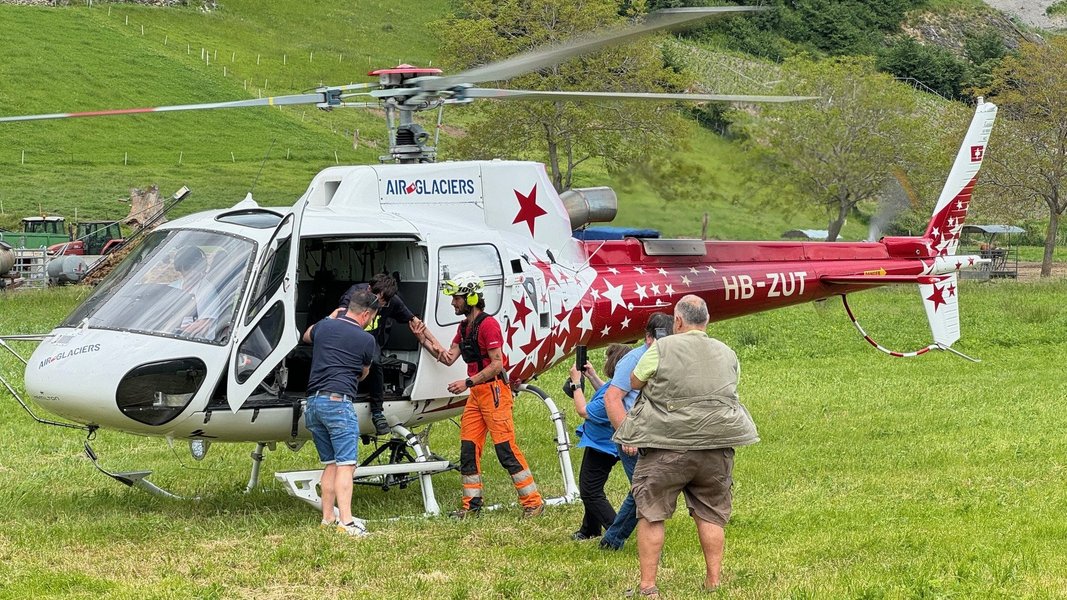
[463,88,819,103]
[422,6,766,91]
[0,82,380,124]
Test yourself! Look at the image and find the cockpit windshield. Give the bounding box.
[62,229,255,344]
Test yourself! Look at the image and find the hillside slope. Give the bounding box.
[1,2,870,240]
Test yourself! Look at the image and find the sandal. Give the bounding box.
[623,585,660,599]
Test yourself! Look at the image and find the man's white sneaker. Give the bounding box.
[336,519,368,537]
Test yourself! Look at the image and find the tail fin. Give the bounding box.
[924,100,998,256]
[919,102,997,357]
[919,273,960,347]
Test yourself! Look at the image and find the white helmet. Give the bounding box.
[441,271,485,306]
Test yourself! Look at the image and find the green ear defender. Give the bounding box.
[467,292,480,306]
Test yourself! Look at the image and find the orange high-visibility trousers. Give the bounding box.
[459,379,542,510]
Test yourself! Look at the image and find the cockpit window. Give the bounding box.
[62,229,255,344]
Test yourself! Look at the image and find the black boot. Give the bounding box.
[371,410,390,436]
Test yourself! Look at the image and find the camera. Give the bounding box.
[654,327,668,340]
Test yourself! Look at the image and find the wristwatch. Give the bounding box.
[465,377,475,389]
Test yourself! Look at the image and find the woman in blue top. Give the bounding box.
[566,343,632,541]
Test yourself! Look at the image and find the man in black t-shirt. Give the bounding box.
[303,289,379,536]
[335,273,442,435]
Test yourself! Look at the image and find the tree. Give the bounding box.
[979,38,1067,277]
[437,0,689,191]
[733,57,933,241]
[877,37,970,100]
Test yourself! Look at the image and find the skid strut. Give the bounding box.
[519,383,580,506]
[275,424,452,516]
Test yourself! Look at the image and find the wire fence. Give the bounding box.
[1,1,444,166]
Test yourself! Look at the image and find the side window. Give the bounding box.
[235,302,285,383]
[436,244,504,326]
[245,236,291,325]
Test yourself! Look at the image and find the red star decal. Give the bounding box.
[512,297,532,326]
[926,284,947,312]
[506,322,522,349]
[532,261,558,286]
[955,261,962,270]
[536,331,558,367]
[512,185,547,235]
[947,284,957,297]
[968,257,975,266]
[555,304,571,326]
[519,331,543,358]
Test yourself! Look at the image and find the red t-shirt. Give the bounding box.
[452,314,504,376]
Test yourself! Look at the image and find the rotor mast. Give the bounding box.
[371,66,444,164]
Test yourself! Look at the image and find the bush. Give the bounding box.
[877,37,970,99]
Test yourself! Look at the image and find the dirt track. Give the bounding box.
[1014,261,1065,281]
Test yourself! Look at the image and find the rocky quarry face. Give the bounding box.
[981,0,1066,30]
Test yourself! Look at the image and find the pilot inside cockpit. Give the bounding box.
[172,246,243,342]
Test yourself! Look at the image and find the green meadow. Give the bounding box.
[1,279,1066,599]
[3,2,1067,598]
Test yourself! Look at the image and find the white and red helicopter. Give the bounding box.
[0,7,996,516]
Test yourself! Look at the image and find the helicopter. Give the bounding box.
[0,6,997,516]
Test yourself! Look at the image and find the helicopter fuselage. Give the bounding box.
[21,112,989,444]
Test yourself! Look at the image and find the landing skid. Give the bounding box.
[274,386,581,517]
[84,440,190,500]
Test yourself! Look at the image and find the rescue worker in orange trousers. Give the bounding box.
[427,271,545,519]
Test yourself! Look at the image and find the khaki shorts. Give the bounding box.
[631,447,735,526]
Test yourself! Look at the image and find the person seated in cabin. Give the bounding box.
[564,343,633,541]
[172,246,243,342]
[333,273,444,435]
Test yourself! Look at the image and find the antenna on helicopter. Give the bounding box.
[249,139,277,197]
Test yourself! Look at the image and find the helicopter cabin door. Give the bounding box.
[224,197,308,411]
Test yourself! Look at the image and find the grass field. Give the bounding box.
[1,277,1066,598]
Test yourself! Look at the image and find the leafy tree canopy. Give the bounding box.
[979,37,1067,276]
[437,0,690,191]
[732,56,949,241]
